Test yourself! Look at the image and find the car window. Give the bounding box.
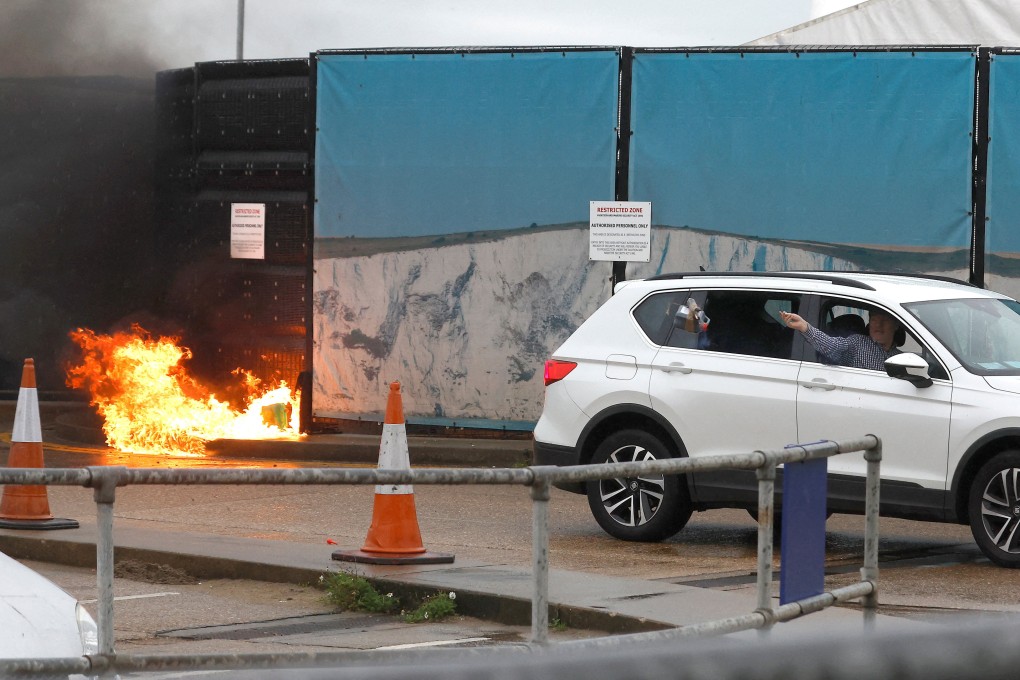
[906,297,1020,376]
[632,290,692,347]
[815,302,869,366]
[695,290,801,359]
[812,298,949,379]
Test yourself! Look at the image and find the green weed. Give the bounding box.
[403,591,457,623]
[321,572,399,614]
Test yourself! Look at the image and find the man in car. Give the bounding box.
[779,308,901,371]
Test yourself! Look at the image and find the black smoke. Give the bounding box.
[0,1,168,79]
[0,2,170,392]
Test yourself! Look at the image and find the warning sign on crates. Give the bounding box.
[230,203,266,260]
[589,201,651,262]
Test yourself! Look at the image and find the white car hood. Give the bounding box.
[983,375,1020,395]
[0,553,86,659]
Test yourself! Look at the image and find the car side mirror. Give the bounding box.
[885,353,933,388]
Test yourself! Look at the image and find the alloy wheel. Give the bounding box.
[980,466,1020,555]
[598,445,666,527]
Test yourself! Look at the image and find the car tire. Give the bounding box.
[586,429,693,542]
[968,451,1020,568]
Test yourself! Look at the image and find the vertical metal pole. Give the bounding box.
[530,478,551,645]
[90,467,123,657]
[971,48,991,288]
[302,54,318,433]
[861,439,882,629]
[96,499,115,656]
[755,461,776,637]
[610,47,634,295]
[236,0,246,61]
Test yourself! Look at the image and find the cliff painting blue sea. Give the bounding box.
[309,225,960,425]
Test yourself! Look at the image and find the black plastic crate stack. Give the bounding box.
[154,59,311,397]
[154,68,196,278]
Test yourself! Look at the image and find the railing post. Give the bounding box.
[530,476,551,645]
[861,437,882,629]
[88,466,126,660]
[755,456,776,637]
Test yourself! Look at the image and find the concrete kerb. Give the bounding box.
[0,530,667,636]
[205,435,533,468]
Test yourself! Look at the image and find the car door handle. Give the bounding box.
[800,378,836,391]
[661,362,693,374]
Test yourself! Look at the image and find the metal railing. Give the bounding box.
[0,435,882,676]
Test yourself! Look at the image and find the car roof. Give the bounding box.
[619,271,1008,306]
[0,551,84,659]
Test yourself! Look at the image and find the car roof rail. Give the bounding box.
[850,271,978,287]
[644,271,877,291]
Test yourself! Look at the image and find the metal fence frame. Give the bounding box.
[0,435,881,677]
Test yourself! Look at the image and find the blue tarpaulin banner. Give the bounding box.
[315,50,619,238]
[986,53,1020,261]
[312,50,619,423]
[310,47,990,426]
[630,50,974,255]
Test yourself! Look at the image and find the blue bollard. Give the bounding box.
[780,456,828,604]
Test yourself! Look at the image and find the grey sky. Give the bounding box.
[2,0,857,77]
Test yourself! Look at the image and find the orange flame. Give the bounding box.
[67,325,301,456]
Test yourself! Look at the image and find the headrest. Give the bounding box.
[827,313,866,338]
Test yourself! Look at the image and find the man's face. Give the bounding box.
[869,311,898,349]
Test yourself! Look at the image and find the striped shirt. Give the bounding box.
[803,325,895,371]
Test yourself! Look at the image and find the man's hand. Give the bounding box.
[780,311,808,332]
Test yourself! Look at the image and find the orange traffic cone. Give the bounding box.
[333,382,453,565]
[0,359,78,530]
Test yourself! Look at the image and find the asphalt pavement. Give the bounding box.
[0,400,920,642]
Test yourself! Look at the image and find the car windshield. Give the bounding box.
[904,297,1020,375]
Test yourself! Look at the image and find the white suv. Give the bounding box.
[533,271,1020,568]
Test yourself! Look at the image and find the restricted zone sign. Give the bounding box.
[589,201,651,262]
[230,202,266,260]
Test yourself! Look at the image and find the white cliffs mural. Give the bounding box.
[312,225,860,424]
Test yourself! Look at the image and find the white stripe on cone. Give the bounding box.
[375,423,412,495]
[12,386,41,443]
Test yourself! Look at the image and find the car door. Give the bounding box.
[795,295,953,517]
[647,288,805,503]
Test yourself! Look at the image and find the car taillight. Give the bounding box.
[544,359,577,386]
